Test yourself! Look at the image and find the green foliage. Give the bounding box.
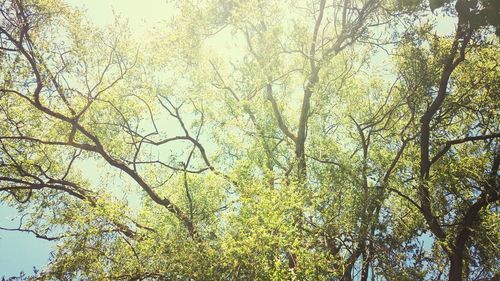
[0,0,498,280]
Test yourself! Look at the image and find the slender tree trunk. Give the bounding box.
[448,251,464,281]
[341,245,363,281]
[360,250,370,281]
[341,267,353,281]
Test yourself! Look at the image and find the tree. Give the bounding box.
[0,0,498,280]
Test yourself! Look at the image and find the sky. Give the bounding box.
[0,205,54,277]
[68,0,174,30]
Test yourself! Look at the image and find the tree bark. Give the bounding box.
[448,251,464,281]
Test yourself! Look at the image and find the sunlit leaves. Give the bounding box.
[1,0,499,279]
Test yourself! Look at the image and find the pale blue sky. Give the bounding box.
[0,204,54,277]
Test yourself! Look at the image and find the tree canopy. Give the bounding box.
[0,0,498,280]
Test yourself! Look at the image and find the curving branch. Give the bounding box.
[430,133,500,166]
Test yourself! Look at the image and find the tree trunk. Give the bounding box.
[360,242,372,281]
[448,252,464,281]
